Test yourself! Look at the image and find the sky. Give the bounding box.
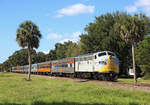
[0,0,150,63]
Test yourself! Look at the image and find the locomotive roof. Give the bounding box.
[75,51,115,58]
[37,61,51,65]
[52,57,75,62]
[75,53,94,58]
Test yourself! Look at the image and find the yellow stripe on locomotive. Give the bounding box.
[97,56,119,73]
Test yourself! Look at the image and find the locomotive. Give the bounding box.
[12,51,119,81]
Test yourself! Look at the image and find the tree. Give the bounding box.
[16,21,42,81]
[0,64,6,72]
[135,36,150,79]
[46,50,57,61]
[119,14,149,84]
[1,49,37,71]
[55,43,66,59]
[65,41,81,57]
[53,41,82,59]
[80,12,132,76]
[8,49,36,67]
[32,52,46,63]
[80,12,150,78]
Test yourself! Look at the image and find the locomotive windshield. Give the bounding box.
[98,52,106,57]
[108,52,115,56]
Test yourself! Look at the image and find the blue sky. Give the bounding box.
[0,0,150,63]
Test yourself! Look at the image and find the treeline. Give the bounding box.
[1,11,150,79]
[1,41,81,69]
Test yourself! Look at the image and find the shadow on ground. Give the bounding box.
[0,101,140,105]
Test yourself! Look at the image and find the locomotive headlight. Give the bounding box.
[99,61,107,65]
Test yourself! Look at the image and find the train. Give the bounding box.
[12,51,119,81]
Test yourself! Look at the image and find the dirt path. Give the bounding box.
[31,74,150,92]
[91,80,150,92]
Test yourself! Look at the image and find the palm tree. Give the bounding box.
[119,14,147,84]
[16,21,42,81]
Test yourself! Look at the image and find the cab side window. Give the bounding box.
[95,55,97,59]
[108,52,115,56]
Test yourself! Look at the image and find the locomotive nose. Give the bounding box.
[107,55,114,65]
[107,55,119,73]
[108,55,112,60]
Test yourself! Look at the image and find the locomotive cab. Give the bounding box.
[93,51,119,80]
[95,51,118,67]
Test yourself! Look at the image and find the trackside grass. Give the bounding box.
[0,73,150,105]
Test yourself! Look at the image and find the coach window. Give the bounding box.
[87,61,89,64]
[64,64,67,67]
[70,63,72,67]
[79,58,81,61]
[95,55,97,59]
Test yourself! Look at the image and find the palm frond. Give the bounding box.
[16,21,42,49]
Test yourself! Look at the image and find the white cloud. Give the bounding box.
[47,33,62,40]
[0,56,6,63]
[59,32,81,43]
[47,31,81,43]
[42,50,50,54]
[59,38,78,44]
[56,3,95,18]
[135,0,150,7]
[125,6,137,12]
[0,56,5,59]
[55,14,63,18]
[59,39,72,43]
[72,31,81,37]
[125,0,150,16]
